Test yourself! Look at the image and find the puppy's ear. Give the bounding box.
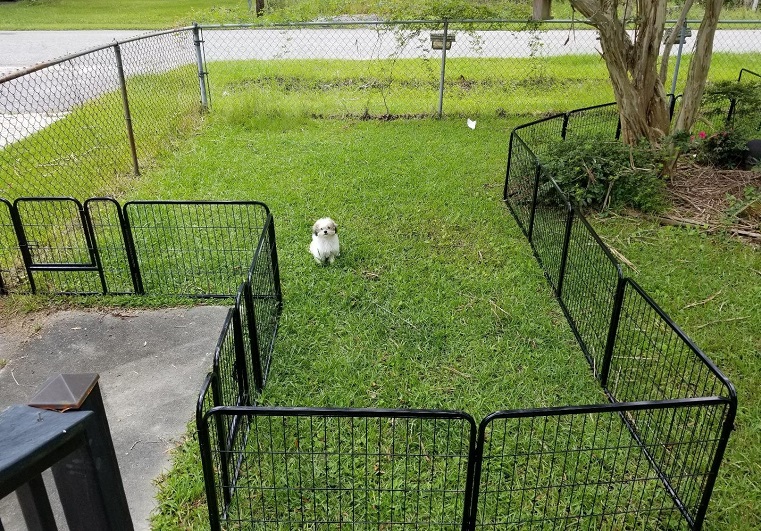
[312,221,320,235]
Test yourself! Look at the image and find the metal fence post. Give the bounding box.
[561,112,570,140]
[268,216,284,313]
[113,43,140,177]
[669,20,688,105]
[600,276,626,386]
[555,204,574,299]
[243,282,264,394]
[193,23,210,111]
[232,304,250,405]
[437,20,449,118]
[527,164,542,242]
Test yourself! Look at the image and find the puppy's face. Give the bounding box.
[313,218,337,238]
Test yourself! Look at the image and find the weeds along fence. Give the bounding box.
[2,21,761,200]
[0,198,281,299]
[195,104,736,529]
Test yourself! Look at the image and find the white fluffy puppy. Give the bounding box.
[309,217,340,264]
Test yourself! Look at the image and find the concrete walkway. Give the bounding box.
[0,306,228,530]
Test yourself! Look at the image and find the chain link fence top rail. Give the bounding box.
[0,28,201,201]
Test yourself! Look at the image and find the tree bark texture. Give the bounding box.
[675,0,724,132]
[571,0,671,144]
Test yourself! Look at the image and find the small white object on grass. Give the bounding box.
[467,119,477,130]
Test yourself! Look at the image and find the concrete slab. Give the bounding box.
[0,305,228,530]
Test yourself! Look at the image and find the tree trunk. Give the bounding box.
[675,0,724,132]
[573,0,670,144]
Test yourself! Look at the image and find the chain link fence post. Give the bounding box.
[669,19,689,108]
[437,20,449,118]
[193,23,210,111]
[113,42,140,177]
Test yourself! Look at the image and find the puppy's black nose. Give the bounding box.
[323,230,328,234]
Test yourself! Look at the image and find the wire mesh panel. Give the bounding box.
[237,281,264,398]
[473,399,730,530]
[13,197,103,294]
[0,198,25,294]
[563,103,620,141]
[214,308,244,409]
[84,198,134,294]
[603,279,737,525]
[210,307,253,514]
[0,47,128,199]
[558,211,622,378]
[117,31,200,163]
[245,214,281,386]
[510,114,564,159]
[123,200,269,297]
[503,133,539,237]
[607,279,733,403]
[200,407,476,530]
[528,172,572,294]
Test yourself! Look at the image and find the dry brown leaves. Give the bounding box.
[664,161,761,241]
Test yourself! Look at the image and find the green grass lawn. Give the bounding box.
[0,21,758,528]
[128,107,761,529]
[138,113,606,528]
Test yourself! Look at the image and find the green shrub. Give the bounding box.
[695,129,750,169]
[539,136,667,213]
[701,79,761,136]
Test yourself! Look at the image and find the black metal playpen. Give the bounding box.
[192,104,736,530]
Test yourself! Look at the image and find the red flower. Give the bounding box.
[698,131,707,139]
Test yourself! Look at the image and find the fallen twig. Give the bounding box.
[604,243,639,273]
[444,366,471,379]
[682,290,722,310]
[695,316,750,330]
[656,215,761,240]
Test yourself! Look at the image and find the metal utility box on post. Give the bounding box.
[431,23,456,118]
[0,373,133,531]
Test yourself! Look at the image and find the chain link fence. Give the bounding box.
[0,28,201,200]
[1,19,759,201]
[200,19,761,120]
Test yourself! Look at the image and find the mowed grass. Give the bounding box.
[144,111,760,529]
[142,114,614,527]
[593,216,761,529]
[133,112,605,416]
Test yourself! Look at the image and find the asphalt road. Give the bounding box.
[2,28,761,75]
[0,30,146,76]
